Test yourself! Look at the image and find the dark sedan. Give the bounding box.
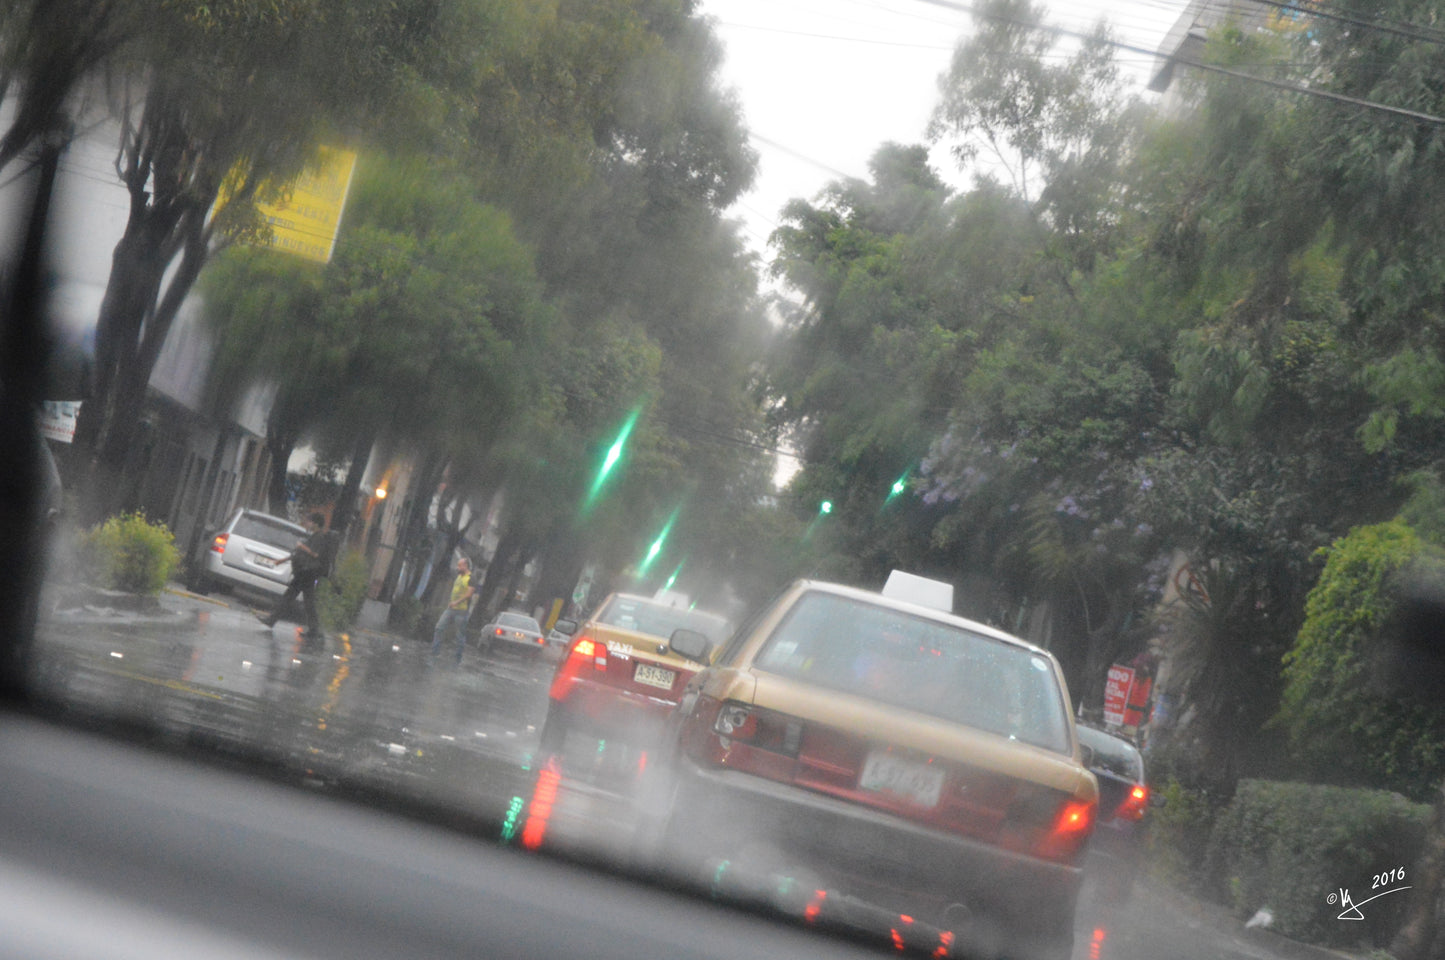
[1076,723,1149,904]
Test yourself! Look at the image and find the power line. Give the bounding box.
[910,0,1445,125]
[750,133,860,179]
[716,19,956,50]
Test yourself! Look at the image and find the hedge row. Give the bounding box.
[1180,779,1431,948]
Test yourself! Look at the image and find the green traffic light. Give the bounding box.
[637,507,680,576]
[820,500,833,514]
[887,470,909,503]
[584,407,641,510]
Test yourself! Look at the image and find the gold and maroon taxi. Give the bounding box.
[640,577,1097,960]
[537,593,731,785]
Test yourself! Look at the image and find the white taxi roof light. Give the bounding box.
[881,571,953,613]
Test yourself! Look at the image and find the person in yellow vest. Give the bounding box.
[429,556,473,666]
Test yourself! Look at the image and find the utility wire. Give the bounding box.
[716,19,956,50]
[749,133,859,179]
[911,0,1445,125]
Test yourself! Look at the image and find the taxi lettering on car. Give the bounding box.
[639,575,1098,960]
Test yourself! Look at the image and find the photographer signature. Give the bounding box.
[1329,867,1411,921]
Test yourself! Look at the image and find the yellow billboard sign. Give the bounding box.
[230,147,357,263]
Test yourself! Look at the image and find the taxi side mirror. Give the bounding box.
[669,628,711,664]
[553,618,578,637]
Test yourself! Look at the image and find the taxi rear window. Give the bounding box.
[755,591,1072,754]
[594,596,730,643]
[1077,726,1144,781]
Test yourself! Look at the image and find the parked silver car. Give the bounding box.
[195,509,309,598]
[479,610,548,655]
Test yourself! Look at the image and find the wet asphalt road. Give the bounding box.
[25,585,1330,960]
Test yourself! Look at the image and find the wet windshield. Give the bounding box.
[8,0,1445,958]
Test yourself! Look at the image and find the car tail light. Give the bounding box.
[1115,783,1148,821]
[548,634,607,702]
[210,532,229,554]
[1033,798,1095,862]
[705,699,803,757]
[570,636,608,670]
[714,702,757,739]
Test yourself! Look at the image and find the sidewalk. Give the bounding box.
[1139,880,1371,960]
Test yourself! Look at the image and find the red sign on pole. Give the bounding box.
[1103,664,1135,727]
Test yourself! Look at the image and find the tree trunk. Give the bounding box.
[265,429,298,517]
[530,522,585,622]
[332,430,374,541]
[76,173,211,518]
[379,451,444,603]
[474,525,524,619]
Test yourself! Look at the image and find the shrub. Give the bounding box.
[1146,776,1221,892]
[388,595,432,640]
[84,512,180,595]
[317,550,369,634]
[1203,780,1430,948]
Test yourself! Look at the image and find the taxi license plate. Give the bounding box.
[633,663,675,690]
[859,752,944,808]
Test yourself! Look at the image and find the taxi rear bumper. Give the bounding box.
[548,677,679,739]
[662,753,1082,940]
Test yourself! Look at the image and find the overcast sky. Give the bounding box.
[698,0,1185,269]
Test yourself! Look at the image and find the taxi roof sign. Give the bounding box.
[881,571,953,613]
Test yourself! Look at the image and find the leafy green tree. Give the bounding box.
[1275,520,1445,800]
[0,0,139,172]
[203,154,554,532]
[74,0,452,518]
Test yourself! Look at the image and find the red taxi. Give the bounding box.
[537,593,731,785]
[638,578,1097,960]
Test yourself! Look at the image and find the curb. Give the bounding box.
[164,587,232,608]
[1240,927,1363,960]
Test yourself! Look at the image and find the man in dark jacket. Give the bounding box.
[257,512,339,642]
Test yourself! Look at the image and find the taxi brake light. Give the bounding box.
[1054,800,1094,834]
[1033,797,1095,861]
[210,532,229,553]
